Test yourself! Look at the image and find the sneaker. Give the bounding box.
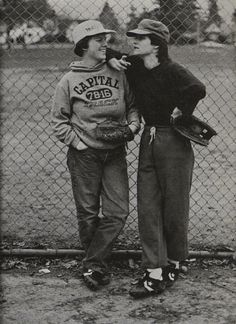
[163,264,179,287]
[129,271,166,299]
[83,269,110,291]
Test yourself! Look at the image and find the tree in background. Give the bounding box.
[176,0,199,32]
[126,5,138,31]
[25,0,55,25]
[232,9,236,45]
[99,1,120,31]
[126,3,161,31]
[126,0,199,43]
[159,0,177,32]
[159,0,199,43]
[207,0,222,26]
[0,0,55,27]
[0,0,25,28]
[0,0,57,46]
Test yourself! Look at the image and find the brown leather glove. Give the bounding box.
[96,120,134,144]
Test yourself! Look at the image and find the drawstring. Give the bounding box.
[149,127,156,144]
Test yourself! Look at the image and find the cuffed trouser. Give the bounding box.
[137,126,194,269]
[67,145,129,272]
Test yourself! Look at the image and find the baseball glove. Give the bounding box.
[171,115,217,146]
[95,120,134,144]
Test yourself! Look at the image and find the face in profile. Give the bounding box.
[130,35,157,57]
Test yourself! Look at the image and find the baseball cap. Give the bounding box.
[72,20,116,45]
[126,19,170,43]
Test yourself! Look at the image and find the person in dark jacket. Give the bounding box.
[107,19,206,298]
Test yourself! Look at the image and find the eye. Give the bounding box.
[94,35,107,42]
[135,35,147,41]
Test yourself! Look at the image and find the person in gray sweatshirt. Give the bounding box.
[51,20,140,291]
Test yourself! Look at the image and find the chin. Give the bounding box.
[99,53,106,60]
[133,49,145,56]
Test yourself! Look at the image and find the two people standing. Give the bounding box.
[51,18,206,298]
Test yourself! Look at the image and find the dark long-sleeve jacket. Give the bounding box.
[107,49,206,126]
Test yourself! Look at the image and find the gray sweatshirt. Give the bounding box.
[51,61,140,149]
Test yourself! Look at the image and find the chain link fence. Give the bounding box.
[0,0,235,252]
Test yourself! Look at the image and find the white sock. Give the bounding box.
[147,268,163,280]
[168,259,180,269]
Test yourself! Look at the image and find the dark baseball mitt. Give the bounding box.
[96,120,134,144]
[171,115,217,146]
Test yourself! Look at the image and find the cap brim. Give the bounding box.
[126,29,152,37]
[89,29,116,37]
[103,29,116,34]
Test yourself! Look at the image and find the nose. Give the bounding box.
[101,38,108,47]
[131,38,137,45]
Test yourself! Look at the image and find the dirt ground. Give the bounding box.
[0,257,235,324]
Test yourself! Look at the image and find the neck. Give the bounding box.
[82,56,103,67]
[143,53,160,69]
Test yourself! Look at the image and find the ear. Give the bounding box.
[153,46,159,55]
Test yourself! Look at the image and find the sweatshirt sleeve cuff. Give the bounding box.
[129,120,141,134]
[70,136,81,149]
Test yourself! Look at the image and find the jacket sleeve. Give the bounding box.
[123,73,141,134]
[51,77,81,148]
[106,47,124,61]
[171,63,206,115]
[106,48,141,78]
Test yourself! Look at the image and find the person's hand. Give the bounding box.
[108,56,131,71]
[128,124,137,134]
[171,108,182,123]
[76,141,88,151]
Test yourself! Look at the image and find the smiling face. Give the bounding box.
[86,33,108,62]
[130,35,157,57]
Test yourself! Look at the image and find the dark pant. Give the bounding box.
[137,127,194,269]
[67,145,129,272]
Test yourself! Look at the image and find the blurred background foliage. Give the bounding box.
[0,0,235,46]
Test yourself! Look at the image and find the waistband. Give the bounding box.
[144,125,174,144]
[144,125,172,130]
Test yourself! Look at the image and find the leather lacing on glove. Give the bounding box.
[95,120,134,144]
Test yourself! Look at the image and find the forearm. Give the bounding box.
[51,84,81,148]
[124,76,140,134]
[51,111,81,148]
